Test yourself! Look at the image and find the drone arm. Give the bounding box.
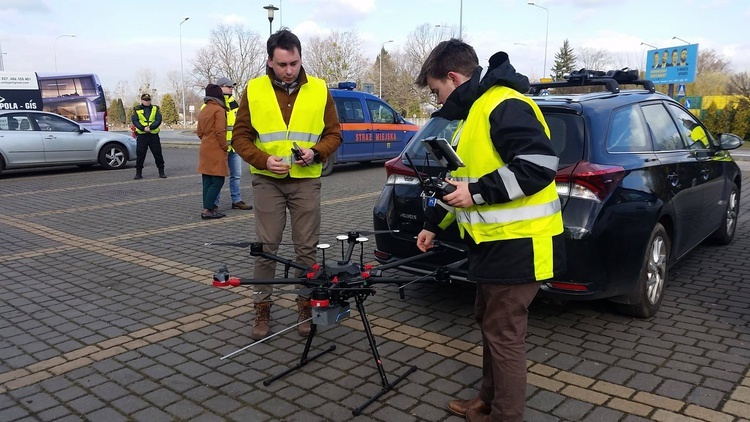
[252,250,310,272]
[214,277,311,288]
[374,248,439,271]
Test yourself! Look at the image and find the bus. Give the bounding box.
[36,73,108,131]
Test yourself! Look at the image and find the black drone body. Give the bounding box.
[207,230,467,417]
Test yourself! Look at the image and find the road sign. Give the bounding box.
[685,99,692,108]
[677,84,686,98]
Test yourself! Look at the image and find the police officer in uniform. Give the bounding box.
[132,93,166,179]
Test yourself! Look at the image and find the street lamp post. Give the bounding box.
[672,36,691,45]
[459,0,463,40]
[179,16,189,129]
[640,42,657,49]
[54,34,76,71]
[0,41,6,71]
[263,4,279,36]
[527,1,549,78]
[379,40,393,98]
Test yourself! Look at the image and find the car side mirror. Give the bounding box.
[717,133,743,150]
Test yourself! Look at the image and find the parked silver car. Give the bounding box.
[0,110,137,175]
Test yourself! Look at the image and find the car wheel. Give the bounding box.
[616,223,669,318]
[710,182,739,245]
[321,156,335,177]
[98,143,128,170]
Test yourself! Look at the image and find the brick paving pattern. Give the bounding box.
[0,146,749,421]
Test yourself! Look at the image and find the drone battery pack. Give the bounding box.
[312,303,350,326]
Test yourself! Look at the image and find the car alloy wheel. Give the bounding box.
[99,144,127,170]
[645,234,667,305]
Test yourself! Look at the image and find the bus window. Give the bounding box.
[36,73,107,131]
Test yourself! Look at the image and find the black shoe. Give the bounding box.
[212,205,219,212]
[158,173,167,179]
[134,173,142,180]
[201,211,224,219]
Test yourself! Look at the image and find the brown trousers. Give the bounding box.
[475,282,540,422]
[251,175,321,303]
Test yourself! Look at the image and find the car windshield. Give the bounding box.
[402,114,583,169]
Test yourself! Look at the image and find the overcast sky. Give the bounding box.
[1,0,748,94]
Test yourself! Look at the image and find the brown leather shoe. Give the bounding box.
[252,302,271,339]
[465,408,490,422]
[296,298,312,336]
[232,201,253,210]
[448,397,490,417]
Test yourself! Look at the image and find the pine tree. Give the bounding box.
[107,98,126,126]
[161,94,180,126]
[551,39,577,81]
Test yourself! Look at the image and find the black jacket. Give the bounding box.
[425,52,565,284]
[131,104,162,131]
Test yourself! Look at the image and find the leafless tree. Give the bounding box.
[190,24,266,101]
[576,47,613,71]
[134,68,158,100]
[697,48,731,77]
[727,72,750,106]
[402,23,446,82]
[304,30,368,83]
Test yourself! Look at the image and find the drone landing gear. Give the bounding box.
[263,294,417,417]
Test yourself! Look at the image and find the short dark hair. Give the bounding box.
[267,28,302,59]
[416,39,478,87]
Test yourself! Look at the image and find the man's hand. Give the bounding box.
[267,155,291,174]
[144,126,151,133]
[417,229,436,252]
[294,147,316,166]
[442,180,473,208]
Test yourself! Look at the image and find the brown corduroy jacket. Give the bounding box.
[196,98,229,177]
[231,67,342,171]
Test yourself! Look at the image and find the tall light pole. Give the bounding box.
[179,16,189,129]
[672,36,691,45]
[527,1,549,78]
[263,4,279,36]
[640,42,657,49]
[459,0,463,40]
[379,40,393,98]
[0,41,6,71]
[54,34,76,71]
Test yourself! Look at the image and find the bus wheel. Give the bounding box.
[321,157,335,177]
[99,143,128,170]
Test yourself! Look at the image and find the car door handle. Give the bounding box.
[644,158,659,162]
[666,172,680,187]
[44,135,56,139]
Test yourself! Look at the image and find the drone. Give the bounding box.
[207,229,467,416]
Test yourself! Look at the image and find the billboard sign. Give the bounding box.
[0,72,42,110]
[644,44,698,85]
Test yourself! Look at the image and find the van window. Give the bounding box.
[333,97,365,123]
[366,100,396,124]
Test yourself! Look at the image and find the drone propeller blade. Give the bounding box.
[205,241,254,248]
[319,229,400,237]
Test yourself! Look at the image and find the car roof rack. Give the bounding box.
[528,68,656,95]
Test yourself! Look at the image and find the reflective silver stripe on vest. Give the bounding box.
[517,154,559,171]
[453,176,479,183]
[257,131,321,143]
[497,166,525,200]
[457,199,561,225]
[226,125,234,131]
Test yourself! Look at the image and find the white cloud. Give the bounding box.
[295,0,376,26]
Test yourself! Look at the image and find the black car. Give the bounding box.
[373,70,743,318]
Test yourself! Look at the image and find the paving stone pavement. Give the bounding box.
[0,146,749,421]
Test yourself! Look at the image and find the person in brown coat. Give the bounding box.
[197,84,230,219]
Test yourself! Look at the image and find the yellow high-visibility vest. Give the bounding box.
[134,106,160,134]
[246,76,326,178]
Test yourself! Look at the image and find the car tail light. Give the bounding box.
[547,281,590,292]
[384,156,422,186]
[556,161,625,202]
[104,110,109,131]
[374,249,392,260]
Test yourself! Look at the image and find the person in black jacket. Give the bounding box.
[415,39,565,422]
[131,93,166,179]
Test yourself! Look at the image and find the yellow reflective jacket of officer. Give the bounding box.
[133,103,161,134]
[423,55,566,284]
